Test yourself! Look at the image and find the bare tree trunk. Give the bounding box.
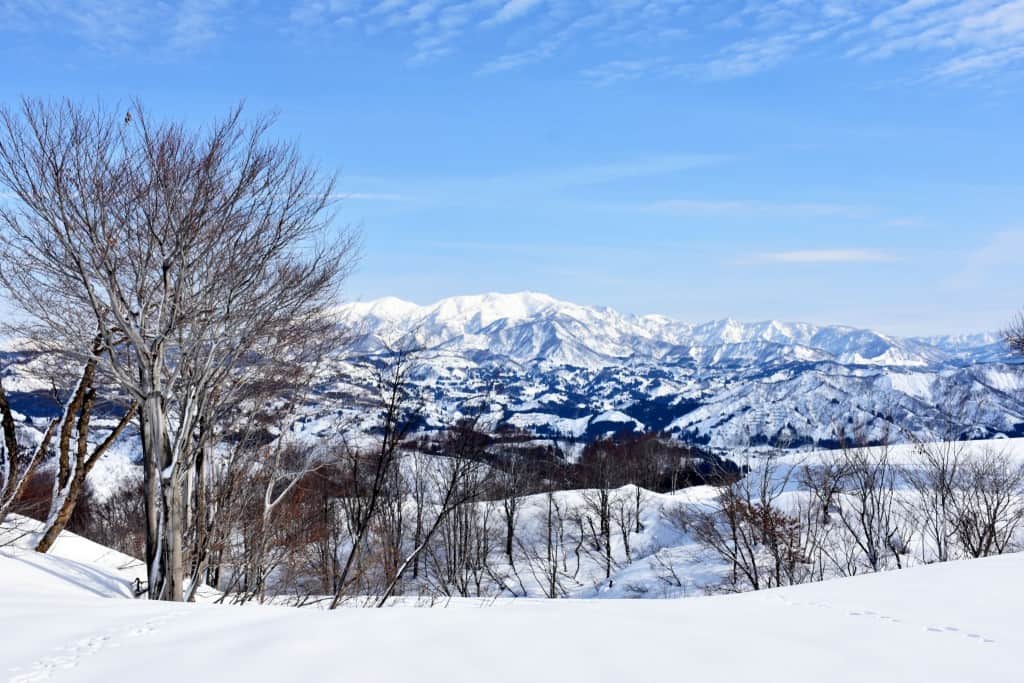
[185,438,211,602]
[546,494,556,598]
[141,394,167,599]
[35,407,133,551]
[505,511,516,564]
[635,485,643,534]
[36,354,135,553]
[164,468,185,602]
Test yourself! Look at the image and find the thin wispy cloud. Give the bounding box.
[647,199,861,218]
[476,40,560,74]
[353,155,731,209]
[850,0,1024,79]
[581,58,669,86]
[4,2,1021,81]
[486,0,544,26]
[334,192,413,202]
[0,0,234,54]
[168,0,231,51]
[737,249,898,265]
[537,155,730,188]
[283,0,1024,83]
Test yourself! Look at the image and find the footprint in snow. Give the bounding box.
[922,626,996,644]
[7,612,186,683]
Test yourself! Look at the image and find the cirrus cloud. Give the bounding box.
[736,249,899,265]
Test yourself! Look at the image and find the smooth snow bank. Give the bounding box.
[2,546,1022,682]
[0,516,222,609]
[0,548,135,601]
[0,515,145,595]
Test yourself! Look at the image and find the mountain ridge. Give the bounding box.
[337,291,1004,369]
[2,293,1020,451]
[329,291,1023,448]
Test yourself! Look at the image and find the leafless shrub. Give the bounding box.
[1005,311,1024,358]
[649,549,688,596]
[826,432,910,572]
[903,438,968,562]
[691,451,809,591]
[68,473,147,560]
[950,447,1024,558]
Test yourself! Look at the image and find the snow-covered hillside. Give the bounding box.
[333,292,1023,446]
[2,529,1021,682]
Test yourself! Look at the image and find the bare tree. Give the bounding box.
[495,447,530,565]
[903,437,967,563]
[692,450,807,591]
[517,462,582,599]
[68,472,146,559]
[579,440,623,581]
[0,99,355,600]
[426,471,498,598]
[375,417,490,607]
[950,447,1024,558]
[1005,311,1024,358]
[328,344,420,608]
[828,433,909,572]
[611,486,640,564]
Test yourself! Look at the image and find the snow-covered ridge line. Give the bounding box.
[336,291,1007,368]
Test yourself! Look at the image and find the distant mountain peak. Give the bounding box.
[337,292,1007,371]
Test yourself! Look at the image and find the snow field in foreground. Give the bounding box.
[1,542,1022,682]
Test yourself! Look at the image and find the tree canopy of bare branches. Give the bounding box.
[0,98,357,600]
[1005,311,1024,358]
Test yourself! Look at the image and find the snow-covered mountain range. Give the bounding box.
[2,292,1020,451]
[334,292,1024,448]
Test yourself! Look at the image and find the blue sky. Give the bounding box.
[1,1,1022,335]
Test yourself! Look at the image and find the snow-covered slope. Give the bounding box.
[330,292,1023,447]
[0,514,147,598]
[2,535,1021,681]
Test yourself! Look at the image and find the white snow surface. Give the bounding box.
[2,533,1022,681]
[4,438,1024,680]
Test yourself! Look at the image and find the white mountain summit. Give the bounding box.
[337,292,995,369]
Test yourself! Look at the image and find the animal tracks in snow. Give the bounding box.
[769,594,997,646]
[7,612,187,682]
